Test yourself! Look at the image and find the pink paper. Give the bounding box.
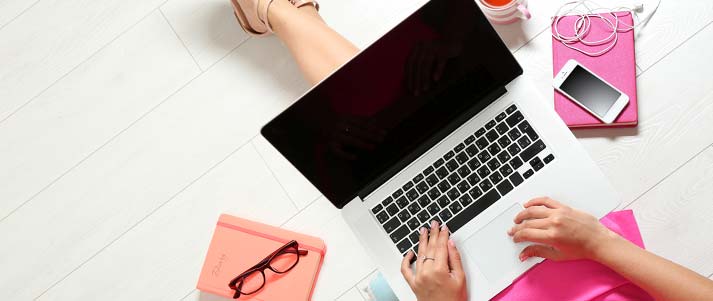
[552,12,639,128]
[492,210,653,301]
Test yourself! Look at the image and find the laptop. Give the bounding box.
[261,0,620,299]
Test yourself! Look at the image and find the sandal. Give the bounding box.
[290,0,319,10]
[230,0,275,36]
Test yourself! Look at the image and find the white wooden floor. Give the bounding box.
[1,0,712,300]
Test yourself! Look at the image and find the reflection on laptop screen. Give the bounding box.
[262,0,522,207]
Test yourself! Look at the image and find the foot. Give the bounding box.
[289,0,319,10]
[230,0,274,36]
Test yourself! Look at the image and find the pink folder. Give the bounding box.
[493,210,653,301]
[197,214,326,300]
[552,12,638,128]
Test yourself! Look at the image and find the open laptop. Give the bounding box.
[261,0,620,299]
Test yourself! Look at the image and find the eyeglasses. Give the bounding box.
[228,240,309,299]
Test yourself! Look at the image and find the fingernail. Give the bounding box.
[507,227,513,235]
[519,254,527,262]
[442,224,449,232]
[448,239,455,247]
[431,220,438,228]
[420,227,425,234]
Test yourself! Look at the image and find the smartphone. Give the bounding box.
[553,59,629,124]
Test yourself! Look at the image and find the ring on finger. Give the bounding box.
[422,257,436,263]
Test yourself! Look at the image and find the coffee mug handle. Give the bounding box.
[517,4,531,20]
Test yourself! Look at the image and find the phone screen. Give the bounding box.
[559,65,621,117]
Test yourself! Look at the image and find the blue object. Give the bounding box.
[368,272,399,301]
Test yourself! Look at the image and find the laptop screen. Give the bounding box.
[262,0,522,208]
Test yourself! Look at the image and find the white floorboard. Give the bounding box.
[0,0,168,121]
[627,146,713,277]
[1,0,713,299]
[0,11,200,220]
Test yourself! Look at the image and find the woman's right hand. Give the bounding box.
[507,197,622,262]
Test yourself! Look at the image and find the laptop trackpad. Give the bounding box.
[462,203,536,283]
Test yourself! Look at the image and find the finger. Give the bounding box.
[447,239,465,279]
[427,220,440,257]
[435,224,450,269]
[519,244,561,261]
[400,251,416,288]
[524,197,563,209]
[512,228,552,244]
[416,227,428,271]
[508,218,550,236]
[513,206,553,224]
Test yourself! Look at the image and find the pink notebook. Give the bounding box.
[197,214,326,300]
[552,12,638,128]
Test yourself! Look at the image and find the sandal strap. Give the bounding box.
[290,0,319,10]
[257,0,276,32]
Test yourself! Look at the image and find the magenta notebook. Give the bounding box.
[552,12,638,128]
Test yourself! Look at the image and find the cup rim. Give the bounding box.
[479,0,521,11]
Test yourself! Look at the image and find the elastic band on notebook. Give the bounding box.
[216,221,325,255]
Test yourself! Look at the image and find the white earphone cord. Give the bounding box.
[551,0,662,57]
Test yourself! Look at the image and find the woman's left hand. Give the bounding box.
[400,221,468,301]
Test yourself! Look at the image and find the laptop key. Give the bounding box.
[447,173,461,185]
[402,181,414,191]
[465,145,478,157]
[456,152,469,164]
[427,202,440,215]
[506,111,524,127]
[417,209,431,223]
[382,196,394,207]
[496,112,507,122]
[496,180,514,195]
[433,158,445,168]
[466,173,480,186]
[521,140,546,163]
[465,135,476,145]
[437,180,451,193]
[497,135,511,149]
[489,171,503,184]
[479,179,493,191]
[475,127,487,137]
[425,174,439,187]
[487,144,501,156]
[467,157,481,170]
[447,187,461,201]
[459,193,473,206]
[499,163,514,177]
[507,143,521,157]
[407,202,421,215]
[447,189,500,233]
[406,189,419,201]
[486,129,499,143]
[457,180,471,194]
[457,165,471,178]
[476,137,489,149]
[437,195,451,207]
[376,211,390,223]
[477,165,490,178]
[531,157,545,171]
[417,195,431,207]
[392,189,404,199]
[497,150,511,163]
[397,209,411,222]
[413,174,424,184]
[436,166,449,179]
[449,201,463,214]
[507,128,522,141]
[509,172,524,187]
[517,135,532,149]
[446,159,459,172]
[518,121,539,140]
[416,181,429,194]
[454,143,465,153]
[485,120,497,129]
[423,166,435,176]
[372,204,383,214]
[544,154,555,164]
[469,186,483,199]
[523,169,534,179]
[510,156,523,169]
[439,208,453,222]
[477,150,491,163]
[396,237,412,253]
[409,230,420,244]
[506,105,517,114]
[383,216,401,233]
[396,196,409,208]
[386,203,399,215]
[443,150,455,161]
[495,122,509,135]
[487,158,501,170]
[428,187,441,200]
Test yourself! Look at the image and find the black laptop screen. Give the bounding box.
[261,0,522,208]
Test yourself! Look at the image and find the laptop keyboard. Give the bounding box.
[370,104,556,256]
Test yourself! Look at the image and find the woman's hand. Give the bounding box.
[400,221,467,301]
[508,197,621,262]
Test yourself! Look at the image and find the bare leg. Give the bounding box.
[266,0,359,85]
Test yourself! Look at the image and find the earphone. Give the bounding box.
[551,0,662,57]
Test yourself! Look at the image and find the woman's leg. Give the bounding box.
[266,0,359,85]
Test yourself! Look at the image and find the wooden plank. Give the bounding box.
[251,135,321,210]
[0,12,199,219]
[515,22,713,207]
[159,0,249,70]
[0,0,166,121]
[0,36,307,300]
[36,145,297,300]
[627,146,713,277]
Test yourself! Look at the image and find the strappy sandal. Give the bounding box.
[230,0,275,36]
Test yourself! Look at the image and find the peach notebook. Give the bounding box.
[197,214,326,300]
[552,12,639,128]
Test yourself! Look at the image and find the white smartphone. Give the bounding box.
[553,59,629,124]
